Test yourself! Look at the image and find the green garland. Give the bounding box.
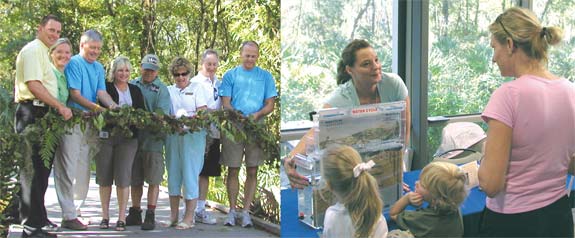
[21,107,279,165]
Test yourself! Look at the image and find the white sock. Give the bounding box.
[197,200,206,211]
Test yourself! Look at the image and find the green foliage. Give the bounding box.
[281,0,393,122]
[16,108,278,165]
[0,0,280,229]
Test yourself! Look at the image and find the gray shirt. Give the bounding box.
[324,72,408,108]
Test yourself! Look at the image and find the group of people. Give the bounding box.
[14,14,277,238]
[286,7,575,238]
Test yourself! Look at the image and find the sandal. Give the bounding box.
[160,220,178,228]
[115,221,126,231]
[175,221,194,230]
[99,219,110,229]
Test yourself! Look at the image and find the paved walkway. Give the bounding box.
[8,173,277,237]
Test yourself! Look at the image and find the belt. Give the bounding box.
[18,99,46,107]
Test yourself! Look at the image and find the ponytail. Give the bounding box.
[344,171,382,238]
[321,145,383,238]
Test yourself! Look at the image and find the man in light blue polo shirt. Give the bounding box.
[54,29,118,231]
[219,41,277,228]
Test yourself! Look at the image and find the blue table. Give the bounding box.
[281,170,483,238]
[281,171,575,238]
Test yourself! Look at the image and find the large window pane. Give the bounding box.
[281,0,394,124]
[426,1,515,159]
[534,0,575,82]
[427,0,515,117]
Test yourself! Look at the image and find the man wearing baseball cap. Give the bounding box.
[126,54,171,230]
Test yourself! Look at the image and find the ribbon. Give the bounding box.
[353,160,375,178]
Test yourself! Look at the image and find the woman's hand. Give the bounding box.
[284,155,310,189]
[407,192,423,207]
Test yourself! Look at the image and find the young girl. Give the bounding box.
[389,161,467,237]
[321,145,388,238]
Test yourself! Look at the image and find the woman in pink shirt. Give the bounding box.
[479,7,575,237]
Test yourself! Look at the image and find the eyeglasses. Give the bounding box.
[213,87,219,101]
[172,71,190,77]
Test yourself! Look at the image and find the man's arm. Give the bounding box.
[252,97,275,121]
[69,89,101,112]
[221,96,233,110]
[27,81,72,120]
[96,90,118,109]
[157,86,172,114]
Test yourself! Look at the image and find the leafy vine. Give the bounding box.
[19,107,279,165]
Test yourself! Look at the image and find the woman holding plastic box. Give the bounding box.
[284,39,410,189]
[478,7,575,237]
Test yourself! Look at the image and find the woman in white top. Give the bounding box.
[189,49,222,224]
[164,56,208,230]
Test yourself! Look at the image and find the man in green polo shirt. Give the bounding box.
[126,54,171,230]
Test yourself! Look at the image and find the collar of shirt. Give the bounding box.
[194,73,219,88]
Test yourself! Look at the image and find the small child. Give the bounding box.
[389,161,467,237]
[321,145,388,238]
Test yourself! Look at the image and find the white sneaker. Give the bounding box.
[195,209,217,225]
[241,211,253,228]
[224,210,236,226]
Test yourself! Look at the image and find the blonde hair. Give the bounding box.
[321,145,382,238]
[419,162,467,213]
[489,7,563,65]
[108,56,132,82]
[49,38,72,54]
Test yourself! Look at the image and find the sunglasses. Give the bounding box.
[173,71,190,77]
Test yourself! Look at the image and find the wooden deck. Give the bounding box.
[8,173,278,238]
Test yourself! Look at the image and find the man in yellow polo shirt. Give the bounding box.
[14,14,72,238]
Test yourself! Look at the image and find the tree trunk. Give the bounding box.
[141,0,156,56]
[541,0,552,21]
[351,0,371,40]
[209,0,221,49]
[442,0,449,37]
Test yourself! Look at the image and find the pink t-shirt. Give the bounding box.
[482,75,575,214]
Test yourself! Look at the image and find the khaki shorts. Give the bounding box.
[131,151,164,186]
[95,136,138,187]
[220,135,265,168]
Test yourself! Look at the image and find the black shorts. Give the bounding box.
[479,195,573,237]
[200,138,222,177]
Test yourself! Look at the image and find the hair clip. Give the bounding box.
[353,160,375,178]
[540,27,548,38]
